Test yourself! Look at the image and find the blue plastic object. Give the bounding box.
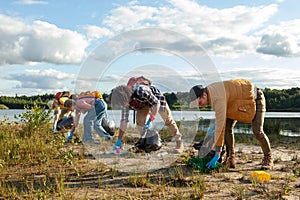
[66,131,74,142]
[206,154,220,169]
[114,138,122,149]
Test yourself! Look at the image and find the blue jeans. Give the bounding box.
[82,99,111,143]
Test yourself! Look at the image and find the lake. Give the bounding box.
[1,109,300,137]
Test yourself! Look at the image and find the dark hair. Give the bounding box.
[109,85,133,108]
[189,85,206,101]
[69,94,78,100]
[64,99,76,108]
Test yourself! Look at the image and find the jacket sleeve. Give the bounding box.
[212,98,227,149]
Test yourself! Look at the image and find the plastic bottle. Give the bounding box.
[115,146,121,154]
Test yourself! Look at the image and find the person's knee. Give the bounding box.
[253,130,266,140]
[225,128,234,135]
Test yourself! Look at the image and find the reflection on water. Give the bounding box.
[192,114,300,138]
[280,130,300,137]
[1,110,300,137]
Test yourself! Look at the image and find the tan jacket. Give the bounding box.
[207,79,256,147]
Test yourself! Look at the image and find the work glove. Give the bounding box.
[114,138,122,150]
[207,124,215,136]
[144,119,152,129]
[144,114,155,129]
[206,154,220,169]
[52,126,56,133]
[66,131,74,142]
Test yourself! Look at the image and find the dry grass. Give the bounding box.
[0,105,300,199]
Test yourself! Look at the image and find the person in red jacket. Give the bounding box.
[189,79,273,170]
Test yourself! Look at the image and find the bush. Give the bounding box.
[0,103,65,166]
[0,104,9,109]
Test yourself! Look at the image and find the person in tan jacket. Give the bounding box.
[189,79,273,170]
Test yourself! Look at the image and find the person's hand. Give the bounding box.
[66,131,74,142]
[206,154,220,169]
[52,126,56,133]
[144,114,155,129]
[114,138,122,150]
[144,119,152,129]
[62,116,68,121]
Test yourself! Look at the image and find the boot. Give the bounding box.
[174,140,184,153]
[223,154,236,168]
[224,119,236,168]
[261,156,274,170]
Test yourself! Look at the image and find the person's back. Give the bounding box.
[51,91,73,133]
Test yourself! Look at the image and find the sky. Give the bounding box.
[0,0,300,96]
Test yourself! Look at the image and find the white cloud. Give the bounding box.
[256,19,300,57]
[102,0,278,57]
[103,4,157,32]
[83,25,113,40]
[0,14,89,66]
[13,0,48,5]
[219,67,300,89]
[4,68,76,89]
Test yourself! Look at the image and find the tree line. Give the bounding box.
[0,87,299,111]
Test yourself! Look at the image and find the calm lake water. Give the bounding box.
[1,109,300,137]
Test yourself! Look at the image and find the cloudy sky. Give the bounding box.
[0,0,299,96]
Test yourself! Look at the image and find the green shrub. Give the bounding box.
[0,104,9,109]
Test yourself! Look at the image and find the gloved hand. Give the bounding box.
[62,116,68,121]
[66,131,74,142]
[52,126,56,133]
[207,124,215,136]
[206,154,220,169]
[114,138,122,150]
[144,119,152,129]
[144,114,155,129]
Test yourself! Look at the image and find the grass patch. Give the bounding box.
[0,104,9,110]
[0,106,299,199]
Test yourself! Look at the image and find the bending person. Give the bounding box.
[110,84,184,153]
[50,91,74,133]
[189,79,273,170]
[64,94,111,143]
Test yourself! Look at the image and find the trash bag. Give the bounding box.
[56,117,73,131]
[102,117,115,136]
[193,140,225,163]
[189,157,222,173]
[135,128,162,153]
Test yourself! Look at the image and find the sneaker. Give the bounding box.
[174,140,184,153]
[261,156,274,170]
[223,155,236,168]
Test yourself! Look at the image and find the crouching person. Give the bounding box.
[64,94,112,143]
[110,84,184,153]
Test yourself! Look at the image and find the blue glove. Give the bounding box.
[66,131,74,142]
[207,124,215,136]
[206,154,220,169]
[144,119,152,129]
[52,126,56,133]
[62,116,68,121]
[114,138,122,150]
